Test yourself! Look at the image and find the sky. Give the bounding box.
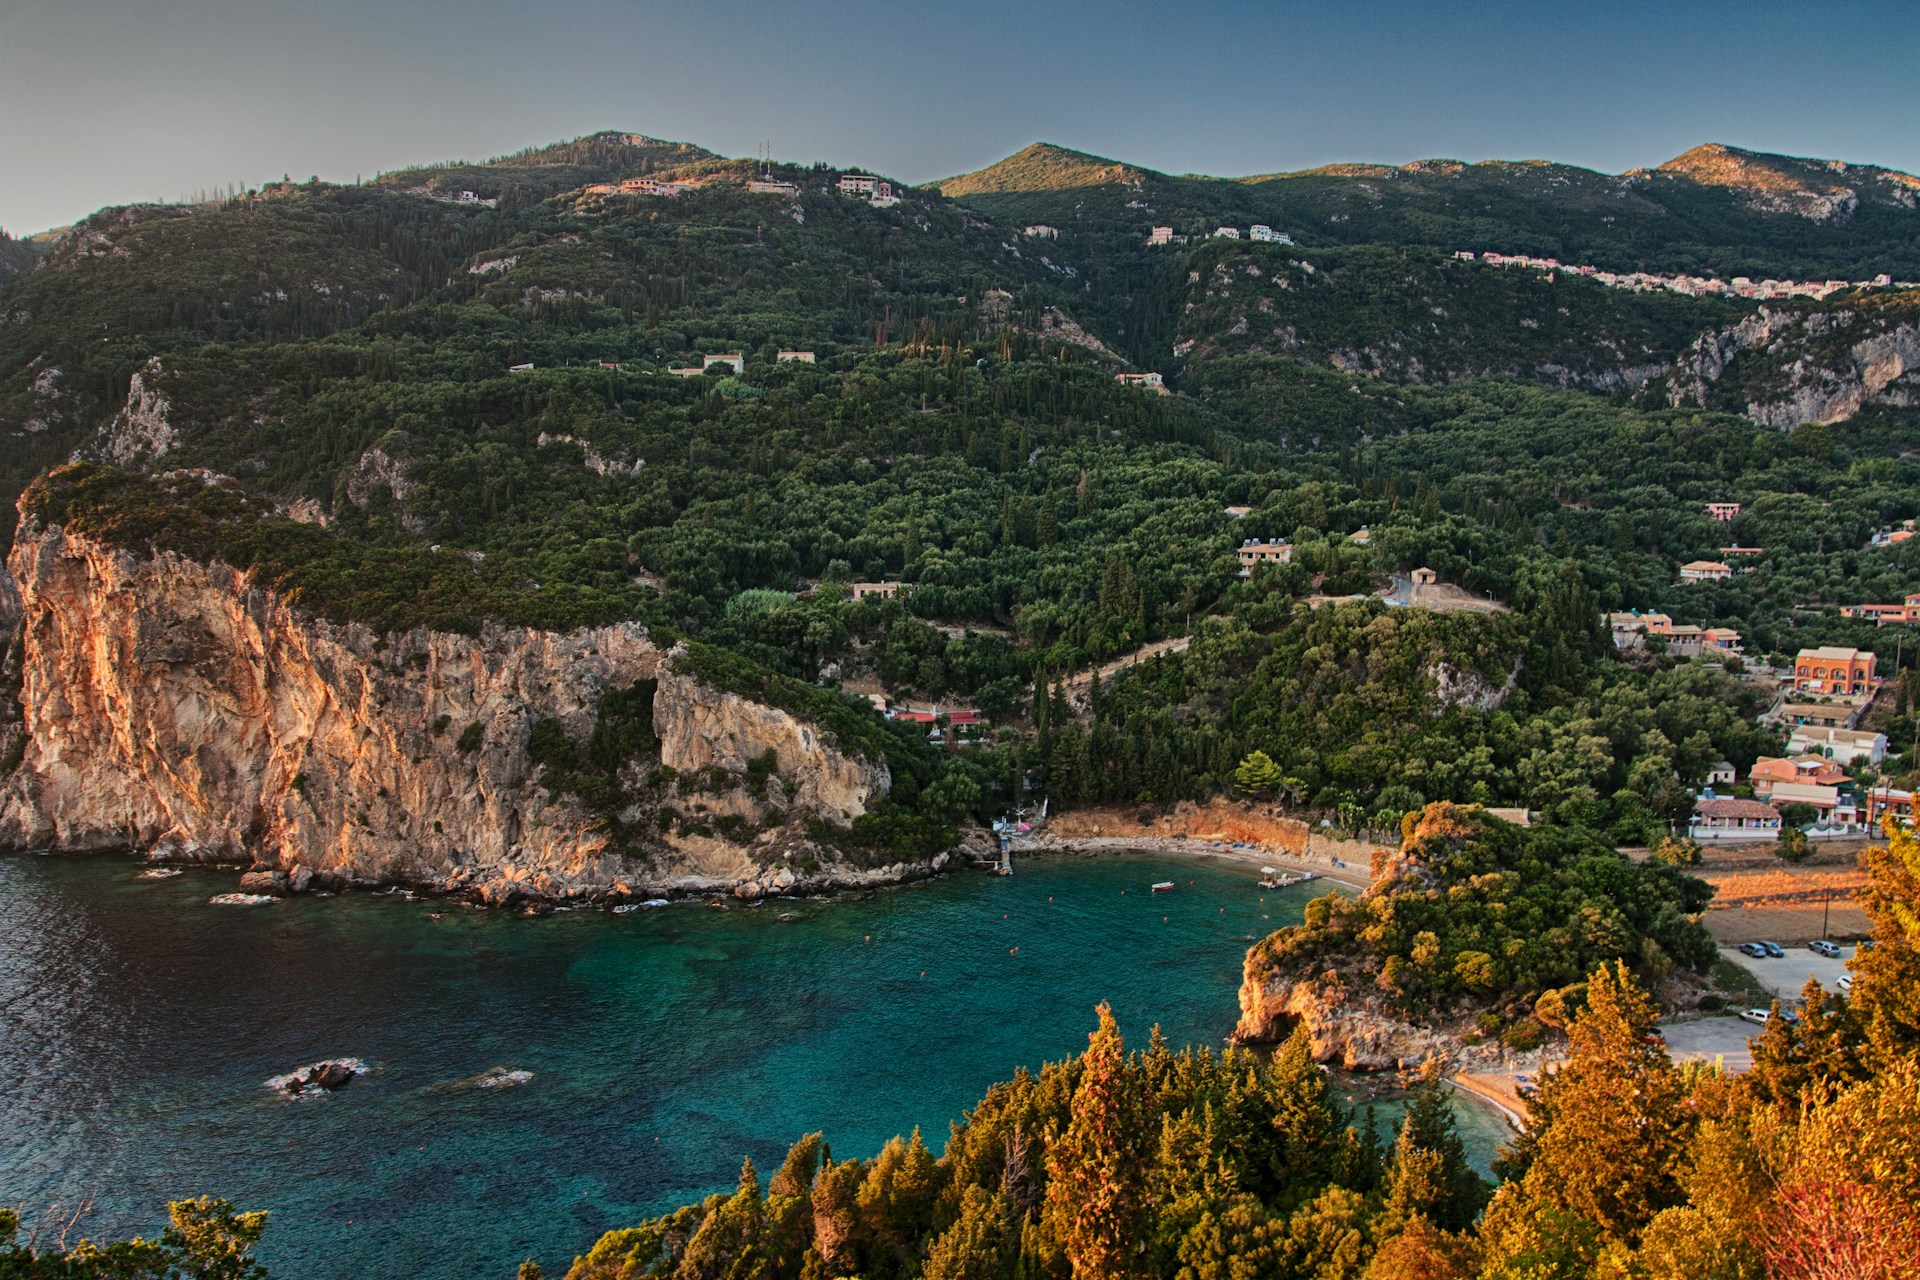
[3,0,1916,235]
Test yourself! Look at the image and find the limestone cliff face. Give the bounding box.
[0,522,923,900]
[1230,961,1453,1071]
[1665,304,1920,427]
[654,659,889,824]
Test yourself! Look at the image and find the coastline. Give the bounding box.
[1012,833,1371,893]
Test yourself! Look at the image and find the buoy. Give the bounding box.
[1010,946,1019,954]
[865,934,871,942]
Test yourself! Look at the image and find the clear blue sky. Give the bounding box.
[3,0,1914,235]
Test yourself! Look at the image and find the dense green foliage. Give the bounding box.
[1251,805,1716,1023]
[0,1196,268,1279]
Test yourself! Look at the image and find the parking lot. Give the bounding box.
[1719,942,1855,1001]
[1660,1016,1757,1073]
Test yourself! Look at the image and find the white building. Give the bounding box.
[1115,371,1166,393]
[1212,226,1241,239]
[837,174,880,197]
[777,350,816,364]
[1146,227,1174,246]
[747,180,801,197]
[1249,225,1293,244]
[702,353,744,374]
[1787,725,1888,766]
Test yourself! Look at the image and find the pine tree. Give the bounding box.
[1481,962,1690,1268]
[1044,1004,1153,1279]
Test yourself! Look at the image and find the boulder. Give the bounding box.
[237,869,290,896]
[287,866,315,894]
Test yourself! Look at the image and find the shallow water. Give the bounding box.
[0,851,1510,1278]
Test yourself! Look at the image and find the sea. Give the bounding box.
[0,849,1513,1279]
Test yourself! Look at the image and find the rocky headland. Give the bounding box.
[0,514,957,904]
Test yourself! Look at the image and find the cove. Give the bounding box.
[0,851,1511,1280]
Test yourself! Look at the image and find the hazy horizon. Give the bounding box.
[3,0,1916,236]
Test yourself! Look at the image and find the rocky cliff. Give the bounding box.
[1230,957,1454,1071]
[1665,300,1920,427]
[0,520,933,901]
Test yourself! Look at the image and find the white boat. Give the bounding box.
[1151,881,1175,892]
[209,893,277,907]
[642,899,672,908]
[612,904,641,914]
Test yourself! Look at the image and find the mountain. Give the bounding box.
[1654,141,1920,220]
[933,142,1151,197]
[374,129,720,202]
[937,140,1920,283]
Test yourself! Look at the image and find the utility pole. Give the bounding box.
[1822,888,1831,940]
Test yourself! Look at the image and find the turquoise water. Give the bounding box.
[0,851,1510,1279]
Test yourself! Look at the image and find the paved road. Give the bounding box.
[1719,942,1855,1000]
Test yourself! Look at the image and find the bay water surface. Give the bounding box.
[0,850,1510,1278]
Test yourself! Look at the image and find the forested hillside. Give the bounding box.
[4,129,1920,849]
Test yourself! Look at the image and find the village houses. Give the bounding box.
[1840,592,1920,626]
[1689,797,1783,842]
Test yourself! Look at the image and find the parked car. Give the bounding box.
[1839,975,1853,993]
[1739,1008,1772,1026]
[1759,941,1785,958]
[1809,940,1842,958]
[1738,942,1768,958]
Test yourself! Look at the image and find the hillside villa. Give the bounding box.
[850,582,907,601]
[777,350,816,363]
[1792,646,1877,695]
[1706,502,1742,521]
[1237,539,1294,574]
[1749,755,1848,798]
[1115,372,1168,394]
[1786,724,1888,766]
[702,354,744,374]
[1679,560,1734,583]
[1608,610,1742,657]
[1839,592,1920,626]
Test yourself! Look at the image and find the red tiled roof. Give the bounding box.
[1694,798,1781,820]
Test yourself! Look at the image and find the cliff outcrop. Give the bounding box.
[0,520,929,901]
[1664,302,1920,427]
[1230,963,1456,1071]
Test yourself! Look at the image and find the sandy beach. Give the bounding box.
[1012,833,1371,892]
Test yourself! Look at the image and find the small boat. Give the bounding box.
[612,904,641,914]
[209,893,277,907]
[1150,881,1175,893]
[641,899,672,908]
[137,867,184,879]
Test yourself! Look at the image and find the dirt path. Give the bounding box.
[1057,636,1191,709]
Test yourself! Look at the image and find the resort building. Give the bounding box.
[1248,225,1293,244]
[1115,371,1167,393]
[1792,646,1878,695]
[837,174,881,197]
[850,581,907,601]
[1212,226,1241,239]
[1146,227,1175,246]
